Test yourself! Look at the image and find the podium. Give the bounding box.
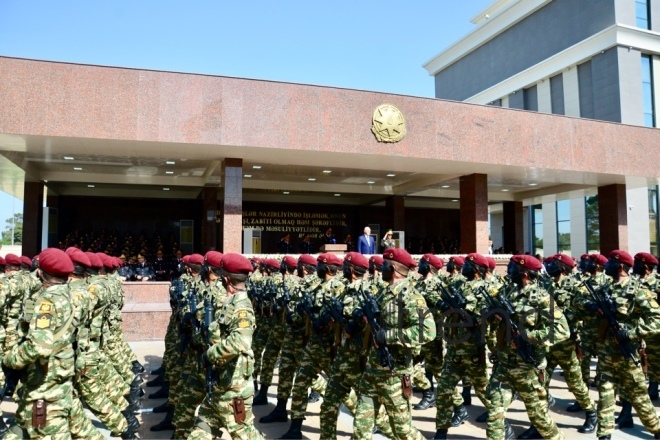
[319,244,347,254]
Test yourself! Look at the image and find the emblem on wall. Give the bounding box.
[371,104,406,143]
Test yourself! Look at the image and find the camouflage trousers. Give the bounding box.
[6,388,78,440]
[275,330,327,400]
[76,361,129,435]
[290,337,342,420]
[486,354,563,440]
[645,336,660,381]
[436,348,490,429]
[252,314,274,380]
[579,328,599,386]
[545,338,594,411]
[413,340,464,406]
[319,348,394,439]
[189,388,263,440]
[173,349,206,439]
[596,354,660,437]
[103,336,134,384]
[69,392,105,440]
[353,370,424,440]
[258,320,286,387]
[92,347,131,408]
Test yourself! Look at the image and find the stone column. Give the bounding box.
[598,184,628,254]
[22,181,44,257]
[385,195,405,231]
[502,201,524,254]
[200,186,218,253]
[459,174,489,254]
[222,158,243,253]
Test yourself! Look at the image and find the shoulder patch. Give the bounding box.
[416,297,426,307]
[37,300,55,315]
[236,309,250,328]
[36,314,53,329]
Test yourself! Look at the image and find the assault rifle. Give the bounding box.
[202,296,215,401]
[357,286,394,373]
[169,278,184,310]
[180,285,199,352]
[476,284,536,366]
[323,296,350,328]
[583,280,639,366]
[297,292,326,348]
[437,283,467,310]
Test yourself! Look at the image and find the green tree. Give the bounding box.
[1,213,22,245]
[585,195,599,252]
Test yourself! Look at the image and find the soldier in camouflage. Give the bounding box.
[188,252,263,440]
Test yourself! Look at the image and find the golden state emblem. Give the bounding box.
[371,104,406,143]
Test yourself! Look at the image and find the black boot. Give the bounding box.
[254,380,259,393]
[655,432,660,439]
[151,365,164,376]
[547,393,555,408]
[149,383,169,399]
[433,428,448,439]
[518,425,542,439]
[650,381,659,401]
[308,390,321,403]
[578,409,597,433]
[615,400,633,429]
[153,400,169,413]
[131,360,145,374]
[260,398,288,423]
[120,428,139,440]
[279,418,303,439]
[450,405,469,427]
[253,385,269,406]
[412,388,435,410]
[150,406,174,431]
[504,420,515,440]
[566,401,582,412]
[476,411,488,423]
[461,386,472,406]
[598,436,611,440]
[146,373,164,387]
[0,417,8,437]
[122,408,140,432]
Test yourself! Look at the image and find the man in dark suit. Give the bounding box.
[356,226,375,254]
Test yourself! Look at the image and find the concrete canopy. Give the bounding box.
[0,56,658,206]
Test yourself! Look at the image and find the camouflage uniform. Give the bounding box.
[4,283,77,439]
[255,273,285,392]
[640,273,660,383]
[188,289,263,440]
[575,272,608,386]
[353,277,436,440]
[588,276,660,438]
[434,278,492,431]
[485,283,564,440]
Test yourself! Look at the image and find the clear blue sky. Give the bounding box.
[0,0,493,225]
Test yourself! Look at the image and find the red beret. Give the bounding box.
[182,255,190,264]
[220,253,253,274]
[68,250,91,267]
[635,252,659,266]
[250,256,261,263]
[298,254,318,267]
[510,254,542,271]
[383,248,416,269]
[589,253,608,266]
[466,253,489,268]
[344,252,369,270]
[608,250,634,267]
[39,248,74,277]
[369,255,384,267]
[263,258,281,270]
[205,251,223,268]
[21,256,32,267]
[580,254,590,261]
[4,254,21,266]
[96,252,113,269]
[554,253,575,269]
[112,257,121,269]
[317,253,343,266]
[485,256,497,269]
[65,247,78,257]
[282,256,297,268]
[0,257,4,266]
[449,255,465,267]
[421,254,444,270]
[188,254,205,265]
[85,252,103,269]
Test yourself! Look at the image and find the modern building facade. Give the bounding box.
[424,0,660,256]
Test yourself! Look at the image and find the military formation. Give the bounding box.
[3,245,660,440]
[0,249,145,439]
[146,246,660,440]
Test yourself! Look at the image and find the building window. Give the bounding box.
[557,200,571,253]
[531,204,543,256]
[637,0,651,29]
[642,54,655,127]
[650,187,659,255]
[585,195,600,253]
[523,85,538,111]
[550,73,565,115]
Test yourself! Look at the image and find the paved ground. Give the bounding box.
[2,341,656,439]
